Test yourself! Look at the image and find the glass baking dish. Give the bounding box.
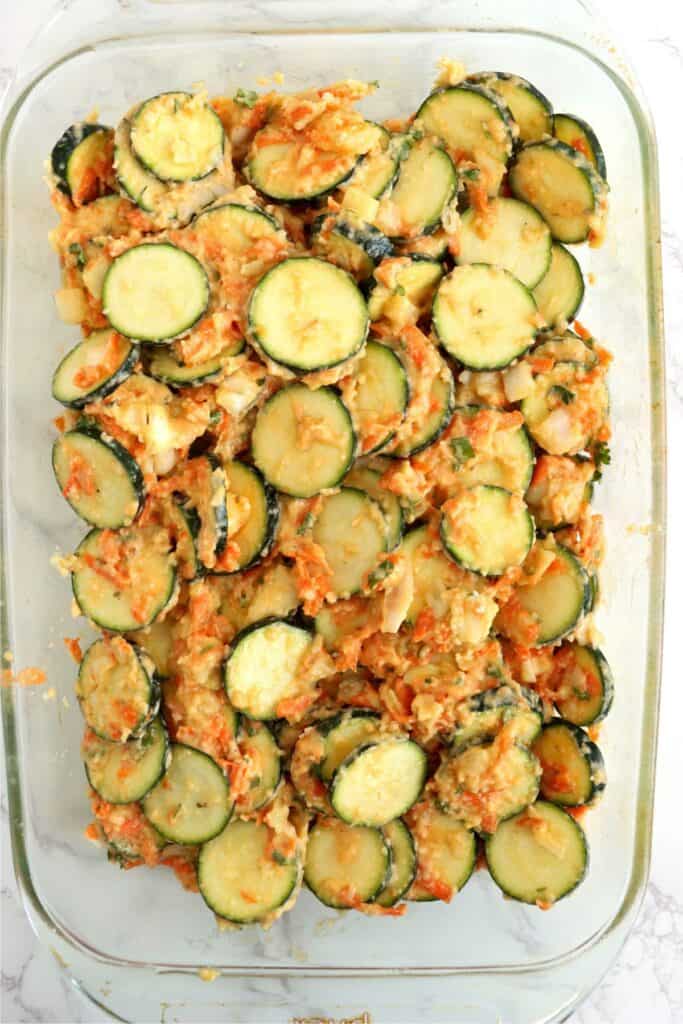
[0,1,666,1020]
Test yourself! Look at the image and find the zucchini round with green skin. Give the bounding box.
[448,408,535,493]
[434,264,537,370]
[531,332,597,369]
[440,485,534,576]
[416,84,515,171]
[532,244,584,326]
[467,73,553,144]
[304,818,390,909]
[509,139,608,244]
[251,384,356,498]
[236,720,282,813]
[224,618,315,720]
[388,365,454,458]
[376,819,417,907]
[103,243,210,343]
[165,497,202,580]
[552,644,614,726]
[132,618,174,679]
[553,113,607,180]
[457,198,551,289]
[521,362,608,456]
[312,487,388,597]
[142,743,232,844]
[83,717,168,804]
[311,215,393,282]
[344,127,405,199]
[51,123,113,205]
[52,329,138,408]
[247,136,359,202]
[330,738,427,827]
[407,803,476,902]
[485,801,588,905]
[76,637,159,742]
[367,256,444,323]
[199,819,299,923]
[215,461,279,573]
[52,424,144,529]
[318,709,381,783]
[451,684,543,753]
[344,465,403,550]
[342,341,409,455]
[131,92,224,183]
[533,720,605,807]
[72,526,177,632]
[247,257,368,374]
[378,136,457,240]
[191,202,281,251]
[146,338,244,388]
[498,543,590,646]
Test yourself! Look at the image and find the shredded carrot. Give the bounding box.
[63,637,83,664]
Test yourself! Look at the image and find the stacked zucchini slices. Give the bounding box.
[49,67,611,925]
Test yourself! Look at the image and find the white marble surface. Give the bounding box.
[1,1,683,1021]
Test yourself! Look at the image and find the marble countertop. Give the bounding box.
[1,1,682,1021]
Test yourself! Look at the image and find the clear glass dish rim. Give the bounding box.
[0,0,667,982]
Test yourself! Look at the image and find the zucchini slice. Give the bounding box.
[457,198,551,289]
[312,487,388,597]
[435,741,540,833]
[344,465,403,550]
[440,485,534,576]
[142,744,232,844]
[146,339,244,388]
[131,92,224,183]
[498,544,590,646]
[532,244,584,326]
[103,243,209,343]
[388,366,455,458]
[341,341,409,455]
[236,720,282,813]
[247,257,368,374]
[304,818,390,909]
[376,819,417,907]
[521,362,609,456]
[407,803,476,902]
[52,329,138,407]
[199,819,299,923]
[553,113,607,180]
[400,524,460,626]
[218,461,279,572]
[191,202,281,252]
[72,526,176,632]
[485,801,588,905]
[133,618,175,679]
[451,685,542,753]
[448,408,534,493]
[378,137,457,239]
[367,256,444,323]
[319,709,381,783]
[416,84,515,170]
[433,264,537,370]
[247,137,358,202]
[311,215,393,282]
[52,424,144,529]
[467,73,553,144]
[165,497,202,580]
[51,123,114,205]
[509,139,607,244]
[251,384,356,498]
[76,637,159,742]
[330,738,427,827]
[83,717,168,804]
[533,720,605,807]
[224,618,315,720]
[551,643,614,726]
[344,126,404,199]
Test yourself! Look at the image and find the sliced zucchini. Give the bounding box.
[467,73,553,143]
[247,136,358,202]
[376,819,417,907]
[485,801,588,905]
[330,738,427,827]
[553,113,607,180]
[311,215,393,282]
[52,329,138,407]
[52,424,144,529]
[367,256,444,323]
[314,600,372,652]
[457,198,551,289]
[441,485,534,576]
[407,803,476,901]
[83,717,168,804]
[400,524,459,626]
[142,744,232,844]
[435,741,540,833]
[76,637,159,742]
[378,136,457,239]
[344,465,403,550]
[131,92,224,183]
[199,819,299,923]
[341,341,409,455]
[312,487,388,597]
[304,818,389,909]
[451,685,542,753]
[146,339,244,388]
[51,123,113,205]
[448,408,534,493]
[552,644,614,726]
[72,526,176,632]
[224,618,315,720]
[247,257,368,373]
[498,544,590,646]
[344,127,404,199]
[133,618,174,679]
[433,264,537,370]
[399,230,449,261]
[165,496,202,580]
[236,720,282,813]
[532,244,584,326]
[533,720,605,807]
[191,202,281,252]
[102,243,209,343]
[531,332,597,368]
[251,384,356,498]
[388,365,454,458]
[509,139,607,244]
[521,362,609,455]
[319,709,381,783]
[217,461,279,572]
[416,84,515,170]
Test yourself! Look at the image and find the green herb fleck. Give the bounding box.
[249,775,262,789]
[572,686,590,701]
[395,284,406,296]
[368,559,394,588]
[68,242,86,269]
[486,664,505,681]
[592,442,611,482]
[234,88,259,108]
[272,850,288,866]
[209,410,222,426]
[462,168,481,182]
[297,512,314,535]
[369,80,380,89]
[450,436,475,469]
[549,385,575,405]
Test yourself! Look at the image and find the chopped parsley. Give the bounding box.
[486,664,505,681]
[592,442,611,482]
[549,384,575,405]
[272,850,289,866]
[68,242,85,269]
[462,168,481,182]
[450,436,475,469]
[297,512,314,535]
[368,559,394,588]
[234,88,259,108]
[395,284,406,296]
